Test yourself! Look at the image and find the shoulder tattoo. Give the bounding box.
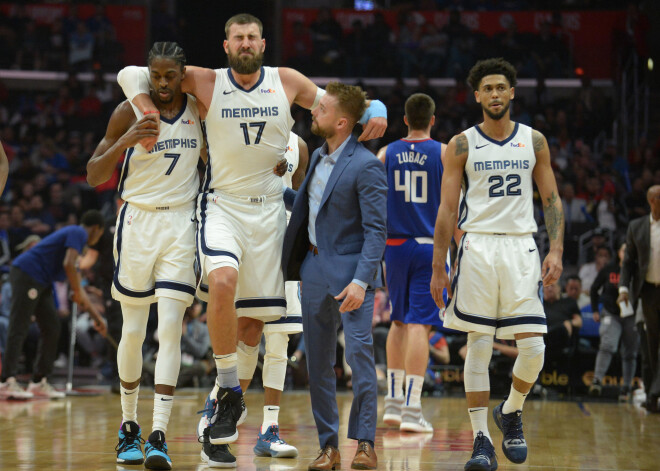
[532,130,545,153]
[454,134,468,156]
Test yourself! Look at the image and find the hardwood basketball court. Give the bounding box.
[0,390,658,470]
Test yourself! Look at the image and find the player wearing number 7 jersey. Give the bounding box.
[87,42,204,470]
[376,93,450,434]
[430,58,564,471]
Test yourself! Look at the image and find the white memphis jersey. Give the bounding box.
[458,122,537,235]
[202,66,294,196]
[282,132,300,190]
[119,95,202,209]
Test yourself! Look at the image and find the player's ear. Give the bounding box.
[181,66,186,81]
[474,90,480,104]
[510,87,515,100]
[223,39,229,54]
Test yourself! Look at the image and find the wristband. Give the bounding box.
[359,99,387,125]
[144,110,160,115]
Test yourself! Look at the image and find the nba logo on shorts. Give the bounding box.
[127,215,133,225]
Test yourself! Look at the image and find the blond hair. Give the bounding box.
[325,82,367,126]
[225,13,263,38]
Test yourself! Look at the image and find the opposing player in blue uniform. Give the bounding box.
[376,93,450,433]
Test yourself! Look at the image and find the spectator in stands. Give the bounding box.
[543,280,582,358]
[562,182,589,231]
[589,243,639,400]
[309,8,343,75]
[579,244,611,294]
[564,275,590,310]
[178,300,211,387]
[428,329,450,372]
[285,20,313,75]
[68,21,95,72]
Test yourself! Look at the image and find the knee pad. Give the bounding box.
[117,303,150,382]
[464,333,493,392]
[237,340,259,381]
[513,336,545,384]
[263,332,290,391]
[154,298,187,386]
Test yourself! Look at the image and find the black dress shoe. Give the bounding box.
[644,396,660,413]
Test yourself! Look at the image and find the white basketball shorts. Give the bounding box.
[263,281,302,334]
[112,202,196,306]
[196,191,286,322]
[443,232,546,339]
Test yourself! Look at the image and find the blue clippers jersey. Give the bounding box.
[385,138,443,238]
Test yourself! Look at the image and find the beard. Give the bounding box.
[482,100,510,120]
[311,121,332,139]
[227,48,264,74]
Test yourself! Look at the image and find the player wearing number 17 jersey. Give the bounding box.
[430,58,564,471]
[376,93,449,435]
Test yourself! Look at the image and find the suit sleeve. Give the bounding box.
[590,266,607,312]
[353,156,387,286]
[619,221,637,291]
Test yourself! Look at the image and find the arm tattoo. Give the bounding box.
[455,134,468,156]
[532,131,545,153]
[543,191,564,242]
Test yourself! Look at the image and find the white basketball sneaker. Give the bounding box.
[400,404,433,433]
[383,396,404,426]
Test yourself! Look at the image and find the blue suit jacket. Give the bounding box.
[282,134,387,294]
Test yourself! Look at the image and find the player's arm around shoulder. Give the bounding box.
[532,129,564,286]
[86,101,157,187]
[278,67,318,109]
[181,66,217,109]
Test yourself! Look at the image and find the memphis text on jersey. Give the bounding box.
[474,159,530,171]
[221,106,279,118]
[148,138,198,153]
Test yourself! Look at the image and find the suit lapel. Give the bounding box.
[640,216,651,258]
[319,136,358,209]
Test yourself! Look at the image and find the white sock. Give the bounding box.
[468,407,491,441]
[404,374,425,407]
[153,393,174,434]
[262,405,280,434]
[503,385,527,414]
[120,385,139,423]
[387,368,405,398]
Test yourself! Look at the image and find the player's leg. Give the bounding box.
[590,311,622,396]
[464,332,497,471]
[253,330,298,458]
[619,315,639,401]
[383,241,413,426]
[492,332,544,465]
[493,234,547,465]
[143,296,188,470]
[400,323,433,433]
[384,321,406,425]
[116,302,150,465]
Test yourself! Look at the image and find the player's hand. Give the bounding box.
[430,268,450,309]
[335,282,366,313]
[541,249,563,287]
[121,114,160,151]
[593,311,600,323]
[72,289,89,310]
[274,158,288,177]
[358,117,387,142]
[616,291,629,306]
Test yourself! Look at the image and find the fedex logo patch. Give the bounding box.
[260,88,276,94]
[510,142,525,148]
[182,119,195,125]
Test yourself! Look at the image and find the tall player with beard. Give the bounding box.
[430,58,564,471]
[88,42,204,470]
[117,13,386,468]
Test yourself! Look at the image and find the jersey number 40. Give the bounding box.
[394,169,427,203]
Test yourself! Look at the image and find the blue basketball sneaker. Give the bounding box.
[253,425,298,458]
[465,432,497,471]
[144,430,172,470]
[492,400,527,464]
[115,421,145,465]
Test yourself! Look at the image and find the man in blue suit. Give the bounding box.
[282,82,387,470]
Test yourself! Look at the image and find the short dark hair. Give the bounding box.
[148,42,186,69]
[325,82,367,126]
[566,275,582,284]
[81,210,104,228]
[225,13,263,38]
[467,58,517,91]
[405,93,435,130]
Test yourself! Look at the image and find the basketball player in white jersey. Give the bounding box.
[199,132,309,458]
[117,13,386,468]
[88,43,203,470]
[430,58,564,471]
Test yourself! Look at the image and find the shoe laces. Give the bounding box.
[358,442,371,455]
[116,431,144,453]
[501,410,524,442]
[199,429,231,453]
[197,397,217,418]
[148,432,167,453]
[263,425,286,445]
[471,432,494,459]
